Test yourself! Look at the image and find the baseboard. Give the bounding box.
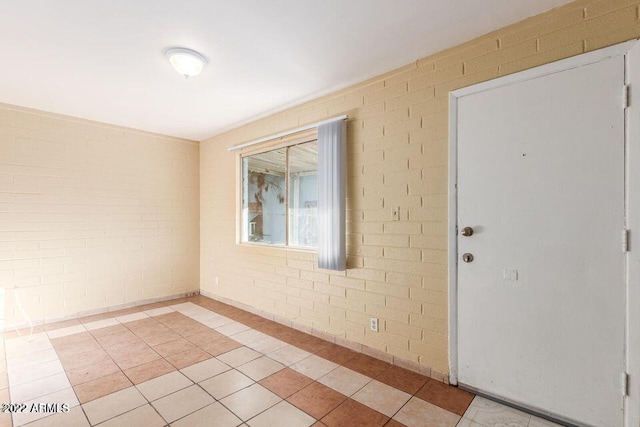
[2,290,201,333]
[199,289,448,384]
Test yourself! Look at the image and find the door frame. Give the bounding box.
[448,39,640,426]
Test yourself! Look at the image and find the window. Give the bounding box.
[234,118,346,270]
[241,138,318,248]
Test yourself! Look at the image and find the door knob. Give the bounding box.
[460,227,474,236]
[462,253,474,263]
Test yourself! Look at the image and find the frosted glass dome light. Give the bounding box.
[166,47,206,78]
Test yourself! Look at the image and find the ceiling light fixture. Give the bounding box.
[166,47,207,78]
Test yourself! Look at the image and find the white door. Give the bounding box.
[456,55,625,427]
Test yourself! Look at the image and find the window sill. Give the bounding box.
[237,241,316,254]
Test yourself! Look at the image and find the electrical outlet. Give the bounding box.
[215,276,219,286]
[370,317,379,332]
[392,207,400,221]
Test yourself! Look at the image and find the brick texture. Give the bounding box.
[200,0,640,375]
[0,104,199,326]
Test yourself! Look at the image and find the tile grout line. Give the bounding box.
[180,303,399,424]
[180,301,458,425]
[10,298,467,426]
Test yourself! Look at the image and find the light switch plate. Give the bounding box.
[392,207,400,221]
[503,269,518,281]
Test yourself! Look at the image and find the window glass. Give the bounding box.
[288,142,318,248]
[241,141,318,248]
[242,148,287,245]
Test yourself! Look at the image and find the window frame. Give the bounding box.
[236,129,318,250]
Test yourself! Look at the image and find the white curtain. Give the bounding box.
[317,120,346,271]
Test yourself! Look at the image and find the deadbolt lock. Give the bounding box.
[462,253,474,263]
[460,227,474,236]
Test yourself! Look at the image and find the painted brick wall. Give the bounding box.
[200,0,640,376]
[0,104,200,328]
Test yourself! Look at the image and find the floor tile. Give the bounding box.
[290,355,338,380]
[385,419,407,427]
[217,346,262,367]
[10,372,71,402]
[88,324,128,338]
[12,387,79,427]
[8,359,64,386]
[375,366,429,395]
[180,357,230,382]
[6,348,57,371]
[138,329,183,347]
[267,345,311,366]
[259,368,314,399]
[73,371,132,403]
[292,336,331,354]
[171,402,242,427]
[169,322,212,337]
[456,419,485,427]
[462,396,531,426]
[95,330,139,347]
[414,380,474,416]
[81,386,147,425]
[153,338,197,357]
[79,312,114,324]
[115,312,149,324]
[83,318,119,331]
[318,366,371,397]
[220,384,281,421]
[66,359,120,386]
[232,330,269,346]
[165,347,211,369]
[144,306,175,317]
[246,336,288,354]
[123,357,176,384]
[96,403,165,427]
[199,369,255,400]
[108,306,143,318]
[236,356,284,381]
[22,407,89,427]
[200,316,236,329]
[393,396,460,427]
[55,337,102,363]
[102,339,148,358]
[49,331,94,348]
[342,354,391,378]
[312,345,358,366]
[136,371,193,402]
[43,319,82,332]
[5,333,52,358]
[201,336,243,356]
[152,384,215,423]
[124,317,161,330]
[153,312,185,324]
[58,347,109,369]
[53,335,99,353]
[352,380,411,417]
[247,400,315,427]
[113,347,162,371]
[46,325,87,339]
[287,382,346,420]
[186,330,225,347]
[320,398,389,427]
[215,321,251,336]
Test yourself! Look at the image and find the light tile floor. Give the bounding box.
[0,296,564,427]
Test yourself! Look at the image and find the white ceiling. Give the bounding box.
[0,0,572,141]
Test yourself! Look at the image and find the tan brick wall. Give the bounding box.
[199,0,640,374]
[0,104,200,327]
